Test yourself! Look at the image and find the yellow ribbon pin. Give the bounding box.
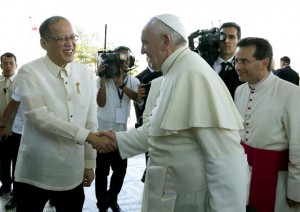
[76,82,81,94]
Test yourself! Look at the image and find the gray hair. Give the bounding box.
[145,18,187,47]
[39,16,69,38]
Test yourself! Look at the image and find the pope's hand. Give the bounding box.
[93,130,118,153]
[86,132,117,153]
[287,198,300,208]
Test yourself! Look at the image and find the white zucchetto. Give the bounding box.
[154,14,187,40]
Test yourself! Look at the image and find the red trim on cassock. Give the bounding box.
[241,142,289,212]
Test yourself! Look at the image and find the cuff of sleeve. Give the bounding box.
[115,133,126,159]
[75,128,90,145]
[287,182,300,202]
[85,159,96,169]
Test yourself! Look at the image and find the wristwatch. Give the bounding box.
[119,83,126,89]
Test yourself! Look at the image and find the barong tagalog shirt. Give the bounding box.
[0,71,18,135]
[116,46,249,212]
[235,72,300,212]
[15,56,97,191]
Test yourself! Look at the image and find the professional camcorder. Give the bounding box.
[97,25,135,78]
[97,50,135,78]
[188,27,226,65]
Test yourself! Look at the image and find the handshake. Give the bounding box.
[86,130,118,153]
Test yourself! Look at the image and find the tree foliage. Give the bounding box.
[74,26,141,76]
[74,26,100,72]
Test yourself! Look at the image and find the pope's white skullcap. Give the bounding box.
[154,14,186,40]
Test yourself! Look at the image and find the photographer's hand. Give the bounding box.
[96,64,107,107]
[113,70,139,101]
[113,70,125,87]
[97,63,106,78]
[136,84,145,104]
[138,84,146,98]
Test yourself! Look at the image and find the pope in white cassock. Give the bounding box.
[95,14,249,212]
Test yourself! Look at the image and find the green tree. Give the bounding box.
[74,26,141,75]
[74,26,101,72]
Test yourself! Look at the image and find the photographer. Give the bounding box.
[212,22,244,99]
[95,46,140,212]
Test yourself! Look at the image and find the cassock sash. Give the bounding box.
[241,142,289,212]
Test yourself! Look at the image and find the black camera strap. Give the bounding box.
[115,77,128,107]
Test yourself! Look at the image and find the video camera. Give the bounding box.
[97,49,135,78]
[188,27,226,65]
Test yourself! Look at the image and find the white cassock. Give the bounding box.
[116,46,249,212]
[235,72,300,212]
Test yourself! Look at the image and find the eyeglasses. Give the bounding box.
[44,35,79,43]
[233,59,258,66]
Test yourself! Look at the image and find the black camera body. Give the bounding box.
[97,50,128,78]
[97,46,135,78]
[188,27,226,65]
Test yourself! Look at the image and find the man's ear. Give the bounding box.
[262,58,270,69]
[40,38,47,50]
[162,34,172,51]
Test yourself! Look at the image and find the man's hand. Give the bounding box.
[0,127,9,142]
[287,197,300,208]
[92,130,118,153]
[82,168,94,187]
[98,130,117,142]
[137,84,146,102]
[86,132,117,153]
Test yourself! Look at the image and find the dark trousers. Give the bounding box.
[10,133,21,192]
[95,150,127,209]
[141,152,149,182]
[15,182,84,212]
[0,135,13,190]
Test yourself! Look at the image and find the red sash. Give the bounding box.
[241,142,289,212]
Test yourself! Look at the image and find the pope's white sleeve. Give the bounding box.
[205,155,248,212]
[116,77,162,159]
[192,127,249,212]
[116,123,149,159]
